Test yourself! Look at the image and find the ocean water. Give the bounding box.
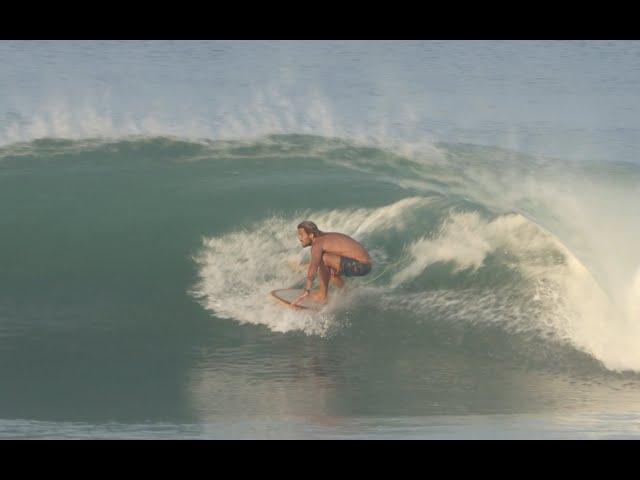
[1,40,640,439]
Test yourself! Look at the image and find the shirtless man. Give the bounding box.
[291,220,372,307]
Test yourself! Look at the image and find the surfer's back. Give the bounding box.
[316,232,371,264]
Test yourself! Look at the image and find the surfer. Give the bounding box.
[291,220,372,307]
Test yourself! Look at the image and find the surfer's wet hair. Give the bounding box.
[297,220,322,237]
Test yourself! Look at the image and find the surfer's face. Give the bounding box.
[297,228,313,247]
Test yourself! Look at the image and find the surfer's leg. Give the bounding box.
[326,254,344,288]
[315,261,330,302]
[330,269,345,288]
[321,252,341,272]
[312,253,341,302]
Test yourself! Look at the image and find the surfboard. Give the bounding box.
[270,288,323,311]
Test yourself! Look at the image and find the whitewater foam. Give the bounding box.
[386,208,640,372]
[189,197,431,336]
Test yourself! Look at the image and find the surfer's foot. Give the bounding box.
[310,291,327,304]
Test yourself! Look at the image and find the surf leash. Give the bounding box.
[360,256,409,286]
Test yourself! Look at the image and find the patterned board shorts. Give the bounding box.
[338,257,372,277]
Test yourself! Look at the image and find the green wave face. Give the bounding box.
[2,134,639,376]
[2,133,640,428]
